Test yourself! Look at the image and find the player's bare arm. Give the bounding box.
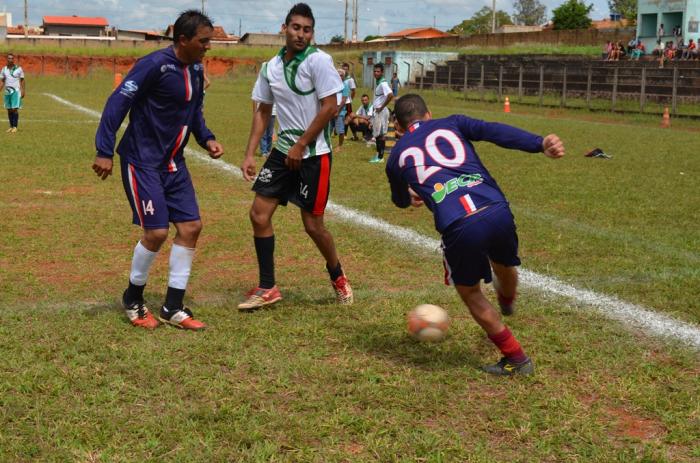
[92,156,113,180]
[408,187,424,208]
[241,102,273,181]
[286,93,336,171]
[542,134,565,159]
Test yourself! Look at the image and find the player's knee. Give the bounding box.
[142,228,169,248]
[303,218,325,238]
[183,220,203,240]
[249,207,270,229]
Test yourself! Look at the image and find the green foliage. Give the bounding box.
[330,34,345,44]
[608,0,637,24]
[552,0,593,30]
[363,34,382,42]
[513,0,548,26]
[449,7,513,35]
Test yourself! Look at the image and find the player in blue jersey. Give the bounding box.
[387,94,565,376]
[93,10,224,331]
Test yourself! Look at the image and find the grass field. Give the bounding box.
[0,74,698,462]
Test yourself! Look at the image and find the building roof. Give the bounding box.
[590,18,630,30]
[42,16,108,27]
[384,27,452,39]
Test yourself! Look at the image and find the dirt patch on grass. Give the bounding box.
[606,405,666,440]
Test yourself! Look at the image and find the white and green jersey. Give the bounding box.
[1,65,24,93]
[252,46,342,158]
[373,77,393,111]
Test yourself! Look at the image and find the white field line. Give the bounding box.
[45,92,700,351]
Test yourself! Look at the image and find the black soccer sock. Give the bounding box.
[254,235,275,289]
[377,137,386,159]
[13,112,18,128]
[6,111,11,127]
[164,287,186,312]
[326,261,343,281]
[124,282,146,305]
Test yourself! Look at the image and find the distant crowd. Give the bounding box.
[603,23,698,63]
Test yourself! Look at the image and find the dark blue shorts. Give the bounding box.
[441,203,521,287]
[120,159,200,229]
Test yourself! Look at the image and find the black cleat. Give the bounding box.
[482,357,534,376]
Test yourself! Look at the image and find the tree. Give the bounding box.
[608,0,637,25]
[330,34,345,44]
[551,0,592,30]
[512,0,547,26]
[449,7,513,35]
[363,34,382,42]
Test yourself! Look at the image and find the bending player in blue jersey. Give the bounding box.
[93,10,224,331]
[386,94,565,375]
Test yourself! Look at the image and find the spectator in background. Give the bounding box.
[682,39,697,59]
[254,101,277,157]
[628,37,638,52]
[341,62,356,115]
[349,93,372,142]
[658,23,665,38]
[603,40,612,60]
[369,62,394,163]
[632,40,646,60]
[390,72,401,96]
[334,68,350,152]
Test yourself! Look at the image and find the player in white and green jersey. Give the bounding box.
[369,62,394,163]
[0,53,25,133]
[239,3,354,311]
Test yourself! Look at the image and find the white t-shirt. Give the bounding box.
[345,76,356,104]
[1,65,24,92]
[373,77,393,111]
[252,46,342,158]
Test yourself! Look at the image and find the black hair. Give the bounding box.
[373,63,384,71]
[394,94,429,129]
[361,93,369,98]
[285,3,315,28]
[173,10,213,43]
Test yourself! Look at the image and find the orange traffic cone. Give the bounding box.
[504,96,511,113]
[661,106,670,128]
[113,72,123,90]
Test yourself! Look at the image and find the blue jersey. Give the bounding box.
[95,46,215,172]
[385,115,543,233]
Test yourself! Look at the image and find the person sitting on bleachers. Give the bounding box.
[631,41,646,60]
[682,39,697,60]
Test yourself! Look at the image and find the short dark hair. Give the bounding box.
[374,63,384,72]
[394,94,429,129]
[285,3,315,28]
[342,62,350,68]
[361,93,369,98]
[173,10,213,43]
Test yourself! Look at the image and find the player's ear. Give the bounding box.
[426,111,433,121]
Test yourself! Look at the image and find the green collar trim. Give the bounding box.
[279,46,318,96]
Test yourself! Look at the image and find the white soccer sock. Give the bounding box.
[168,243,195,290]
[129,241,158,286]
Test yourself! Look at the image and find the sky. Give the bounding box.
[2,0,613,43]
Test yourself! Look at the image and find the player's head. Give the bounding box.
[173,10,214,64]
[284,3,315,53]
[6,53,14,66]
[337,68,345,79]
[361,94,369,105]
[394,94,431,131]
[342,62,350,72]
[373,63,384,79]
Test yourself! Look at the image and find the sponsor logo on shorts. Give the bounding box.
[257,167,273,183]
[431,174,483,203]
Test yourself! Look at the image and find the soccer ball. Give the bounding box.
[407,304,450,342]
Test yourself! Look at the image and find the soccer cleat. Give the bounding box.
[9,127,17,133]
[159,306,206,331]
[481,357,534,376]
[5,128,12,133]
[331,274,354,305]
[122,295,160,330]
[237,286,282,311]
[368,155,384,163]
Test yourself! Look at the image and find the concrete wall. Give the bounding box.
[325,28,635,52]
[43,25,106,37]
[636,0,700,51]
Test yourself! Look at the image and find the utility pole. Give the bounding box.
[352,0,358,42]
[201,0,205,14]
[491,0,496,33]
[24,0,28,38]
[344,0,349,43]
[239,18,242,37]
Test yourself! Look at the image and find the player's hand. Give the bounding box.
[542,134,565,159]
[241,156,257,182]
[409,187,424,207]
[286,143,304,171]
[92,156,113,180]
[206,140,224,159]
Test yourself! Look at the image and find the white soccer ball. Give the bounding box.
[407,304,450,342]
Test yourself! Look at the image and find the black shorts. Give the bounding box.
[252,148,331,215]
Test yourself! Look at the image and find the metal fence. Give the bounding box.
[416,60,700,117]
